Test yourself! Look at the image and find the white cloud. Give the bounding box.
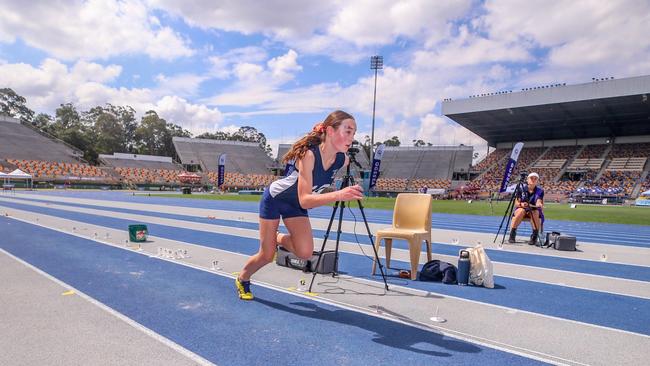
[151,0,471,62]
[72,60,122,83]
[0,0,193,60]
[0,58,223,134]
[154,73,207,98]
[267,50,302,83]
[209,50,506,154]
[328,0,470,47]
[413,26,531,70]
[225,49,302,86]
[0,58,145,111]
[219,62,462,122]
[480,0,650,78]
[153,95,223,134]
[150,0,334,37]
[416,114,482,147]
[233,63,265,82]
[204,49,304,107]
[211,88,281,109]
[3,0,648,155]
[208,47,268,79]
[354,67,438,120]
[354,113,483,152]
[213,65,436,125]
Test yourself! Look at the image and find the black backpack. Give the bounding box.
[419,260,457,284]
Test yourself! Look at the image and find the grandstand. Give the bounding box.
[374,145,472,193]
[0,116,192,188]
[173,137,277,189]
[443,74,650,200]
[354,145,371,170]
[6,159,110,181]
[100,153,181,170]
[3,74,648,198]
[276,144,291,164]
[0,115,118,185]
[0,116,316,190]
[100,153,185,186]
[0,115,83,163]
[173,137,273,174]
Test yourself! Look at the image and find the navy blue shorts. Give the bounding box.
[259,188,308,220]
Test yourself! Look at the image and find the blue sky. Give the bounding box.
[1,0,649,158]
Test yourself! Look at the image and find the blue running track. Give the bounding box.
[2,200,649,336]
[1,216,546,365]
[14,191,650,248]
[2,197,650,282]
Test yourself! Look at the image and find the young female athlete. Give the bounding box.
[236,110,364,300]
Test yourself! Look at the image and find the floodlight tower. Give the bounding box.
[370,55,383,160]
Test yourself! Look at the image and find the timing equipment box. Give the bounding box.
[553,235,577,251]
[275,246,337,274]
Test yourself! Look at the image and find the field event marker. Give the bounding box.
[430,306,446,323]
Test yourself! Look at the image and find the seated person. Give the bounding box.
[508,172,544,244]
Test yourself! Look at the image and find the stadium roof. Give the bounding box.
[442,74,650,146]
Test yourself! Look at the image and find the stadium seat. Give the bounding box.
[372,193,432,280]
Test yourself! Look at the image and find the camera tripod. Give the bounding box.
[494,173,526,244]
[307,152,389,292]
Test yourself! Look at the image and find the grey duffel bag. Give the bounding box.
[544,232,577,251]
[554,235,577,251]
[275,246,337,274]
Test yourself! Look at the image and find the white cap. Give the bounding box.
[528,172,539,179]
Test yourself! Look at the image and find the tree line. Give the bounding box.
[2,87,448,166]
[1,87,272,165]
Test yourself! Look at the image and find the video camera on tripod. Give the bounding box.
[306,139,390,292]
[517,171,528,183]
[346,140,365,170]
[347,140,361,156]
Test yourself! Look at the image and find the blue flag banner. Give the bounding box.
[499,142,524,193]
[369,144,385,190]
[217,154,226,187]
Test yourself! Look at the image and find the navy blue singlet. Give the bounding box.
[259,147,345,219]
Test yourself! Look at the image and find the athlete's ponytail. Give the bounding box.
[282,110,354,164]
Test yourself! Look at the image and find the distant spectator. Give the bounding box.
[508,172,544,245]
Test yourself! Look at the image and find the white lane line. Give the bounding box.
[3,196,649,270]
[5,211,650,345]
[0,216,579,366]
[347,273,650,342]
[11,193,650,243]
[3,200,650,300]
[0,247,216,366]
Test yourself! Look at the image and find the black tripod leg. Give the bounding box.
[502,202,516,244]
[308,201,340,292]
[494,192,515,243]
[356,200,389,291]
[332,200,347,277]
[501,182,524,244]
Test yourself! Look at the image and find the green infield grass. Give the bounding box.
[144,193,650,225]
